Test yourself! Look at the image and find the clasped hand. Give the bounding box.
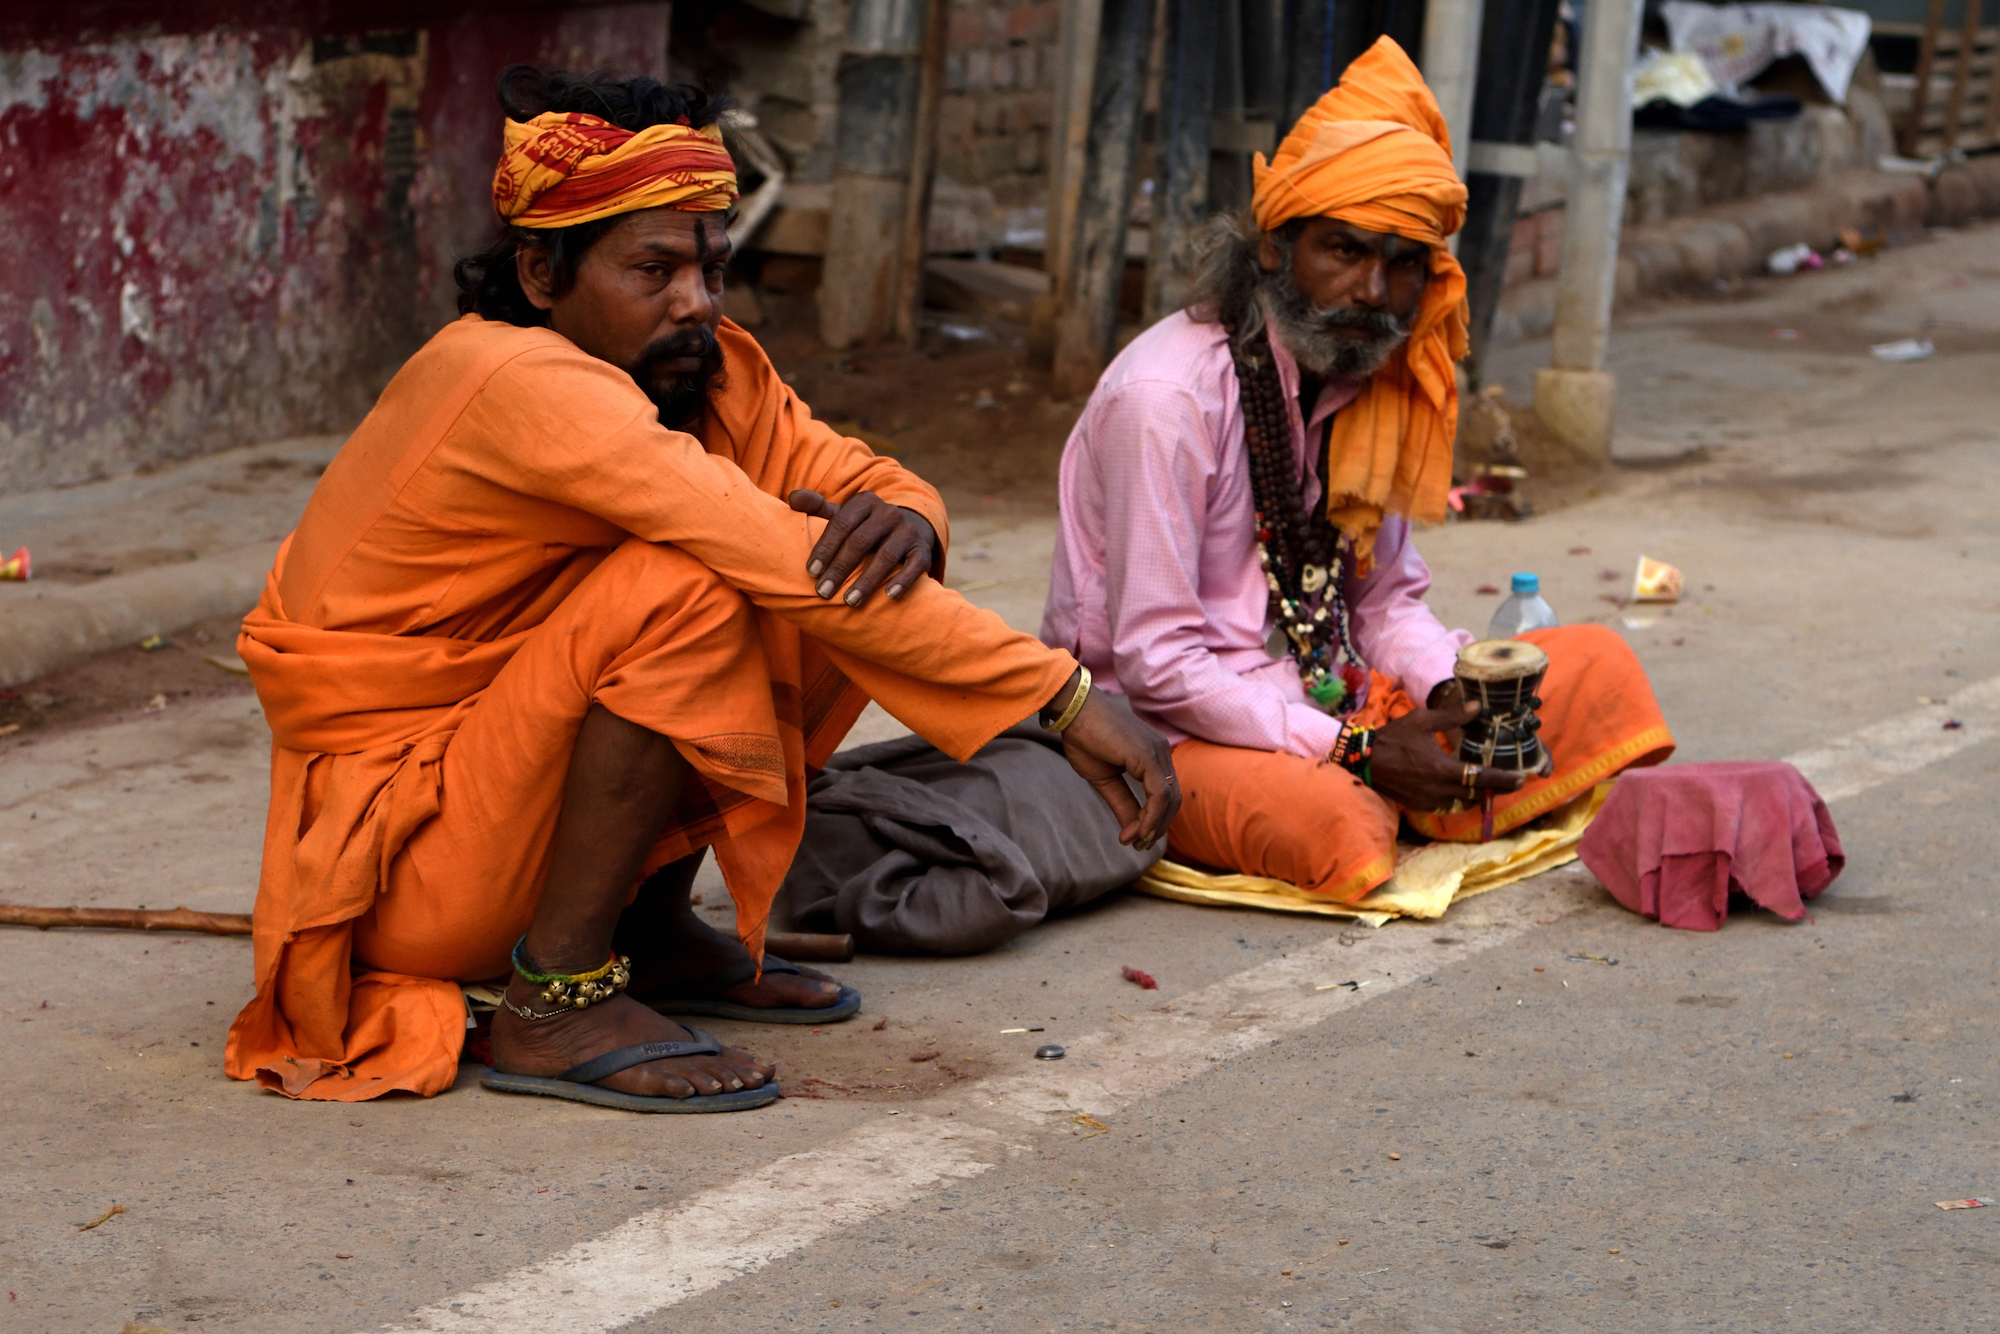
[788,489,939,606]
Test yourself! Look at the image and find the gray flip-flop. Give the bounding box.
[480,1027,779,1113]
[646,954,863,1025]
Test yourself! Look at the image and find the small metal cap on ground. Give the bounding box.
[1034,1044,1065,1060]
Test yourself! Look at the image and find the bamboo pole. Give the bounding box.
[892,0,950,344]
[0,904,252,934]
[1905,0,1947,156]
[1943,0,1986,150]
[0,904,856,962]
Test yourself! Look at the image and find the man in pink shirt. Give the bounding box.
[1042,40,1673,902]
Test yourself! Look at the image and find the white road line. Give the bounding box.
[1786,674,2000,802]
[374,681,1998,1333]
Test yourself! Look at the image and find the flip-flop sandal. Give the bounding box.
[480,1028,780,1113]
[645,954,863,1025]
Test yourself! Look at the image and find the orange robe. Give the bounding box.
[225,315,1076,1101]
[1165,624,1675,901]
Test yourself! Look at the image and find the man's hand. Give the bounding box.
[1367,696,1527,813]
[788,489,939,606]
[1043,673,1180,851]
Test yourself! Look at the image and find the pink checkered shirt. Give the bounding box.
[1040,310,1473,759]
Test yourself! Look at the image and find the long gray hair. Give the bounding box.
[1183,213,1305,352]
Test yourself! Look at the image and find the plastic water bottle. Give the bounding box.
[1487,572,1559,639]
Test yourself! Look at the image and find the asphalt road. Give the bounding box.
[3,223,1997,1334]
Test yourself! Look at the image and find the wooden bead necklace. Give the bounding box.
[1226,320,1369,713]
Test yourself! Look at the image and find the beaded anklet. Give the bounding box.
[502,937,632,1022]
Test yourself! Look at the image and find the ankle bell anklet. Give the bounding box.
[501,937,632,1022]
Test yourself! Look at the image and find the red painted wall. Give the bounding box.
[0,3,669,495]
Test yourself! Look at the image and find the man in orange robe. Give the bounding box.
[226,69,1177,1110]
[1042,39,1671,904]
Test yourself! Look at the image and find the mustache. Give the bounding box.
[631,326,725,430]
[1296,304,1408,340]
[633,325,722,375]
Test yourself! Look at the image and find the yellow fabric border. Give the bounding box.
[1134,782,1613,925]
[1406,724,1674,843]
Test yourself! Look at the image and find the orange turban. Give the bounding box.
[1251,37,1469,568]
[492,112,739,228]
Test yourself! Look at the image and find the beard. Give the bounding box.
[1264,262,1411,378]
[631,325,725,429]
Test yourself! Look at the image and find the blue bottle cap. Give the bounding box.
[1511,572,1539,594]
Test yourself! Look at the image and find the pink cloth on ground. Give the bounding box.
[1578,761,1845,931]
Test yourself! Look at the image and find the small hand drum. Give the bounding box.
[1454,639,1554,777]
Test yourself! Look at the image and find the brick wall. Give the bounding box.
[1504,206,1565,289]
[0,2,670,496]
[936,0,1059,207]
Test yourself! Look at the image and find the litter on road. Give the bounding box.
[0,545,28,580]
[1632,555,1683,603]
[1871,338,1935,361]
[1034,1044,1066,1060]
[1936,1199,1992,1210]
[1122,965,1159,989]
[76,1204,124,1232]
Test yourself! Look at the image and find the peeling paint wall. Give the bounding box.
[0,3,670,496]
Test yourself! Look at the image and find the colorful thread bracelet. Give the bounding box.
[1329,723,1374,772]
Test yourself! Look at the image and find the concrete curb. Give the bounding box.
[1494,155,2000,346]
[0,544,275,688]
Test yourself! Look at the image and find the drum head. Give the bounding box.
[1456,638,1550,681]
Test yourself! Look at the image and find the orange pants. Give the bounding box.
[349,538,849,983]
[1165,624,1674,903]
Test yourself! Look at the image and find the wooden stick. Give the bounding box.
[0,904,252,935]
[0,905,856,961]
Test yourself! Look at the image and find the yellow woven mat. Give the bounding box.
[1135,782,1609,927]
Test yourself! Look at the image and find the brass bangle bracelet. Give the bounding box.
[1045,665,1093,735]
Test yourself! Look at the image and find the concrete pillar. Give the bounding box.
[820,0,929,350]
[1421,0,1486,181]
[1535,0,1642,458]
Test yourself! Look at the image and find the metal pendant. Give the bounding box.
[1300,564,1328,593]
[1265,625,1289,659]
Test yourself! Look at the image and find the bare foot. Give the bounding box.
[489,982,774,1098]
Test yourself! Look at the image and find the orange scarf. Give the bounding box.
[493,112,739,227]
[1252,37,1469,568]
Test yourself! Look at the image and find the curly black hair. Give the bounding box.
[452,67,733,327]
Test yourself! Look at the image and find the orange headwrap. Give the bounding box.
[1251,37,1469,567]
[493,112,739,228]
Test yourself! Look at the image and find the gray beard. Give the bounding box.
[1263,263,1410,377]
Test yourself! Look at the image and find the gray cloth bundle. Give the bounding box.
[773,723,1164,955]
